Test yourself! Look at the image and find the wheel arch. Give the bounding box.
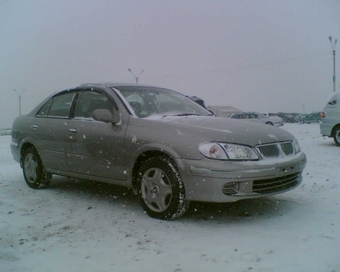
[19,142,37,167]
[131,150,179,192]
[133,151,190,219]
[331,124,340,146]
[331,124,340,137]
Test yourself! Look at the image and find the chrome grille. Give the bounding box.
[253,173,301,194]
[257,144,279,157]
[281,142,294,155]
[256,141,294,158]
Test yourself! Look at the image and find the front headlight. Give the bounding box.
[199,143,259,160]
[293,138,301,154]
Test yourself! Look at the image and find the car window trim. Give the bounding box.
[35,90,77,119]
[71,87,119,120]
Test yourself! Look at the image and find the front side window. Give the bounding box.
[36,92,75,118]
[74,90,113,118]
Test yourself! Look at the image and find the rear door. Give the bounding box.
[34,90,76,172]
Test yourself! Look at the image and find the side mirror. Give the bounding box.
[92,108,120,124]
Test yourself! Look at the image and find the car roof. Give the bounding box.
[78,83,161,89]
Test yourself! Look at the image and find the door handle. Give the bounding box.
[31,125,38,131]
[68,128,77,134]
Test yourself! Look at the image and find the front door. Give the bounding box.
[67,89,127,181]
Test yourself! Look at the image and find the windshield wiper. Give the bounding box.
[163,113,201,117]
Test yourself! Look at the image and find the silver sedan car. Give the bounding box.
[230,112,284,127]
[11,83,306,220]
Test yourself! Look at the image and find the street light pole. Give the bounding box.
[128,68,144,84]
[13,89,25,116]
[329,36,337,92]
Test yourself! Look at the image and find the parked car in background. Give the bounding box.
[229,112,284,127]
[276,113,299,123]
[298,112,322,124]
[11,83,305,220]
[187,95,208,109]
[320,92,340,146]
[187,95,216,115]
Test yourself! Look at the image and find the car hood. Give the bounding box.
[268,116,283,121]
[146,115,294,146]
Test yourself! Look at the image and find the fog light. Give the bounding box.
[222,182,240,195]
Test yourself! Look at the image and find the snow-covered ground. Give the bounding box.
[1,123,339,272]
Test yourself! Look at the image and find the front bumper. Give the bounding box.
[177,152,307,203]
[10,140,21,164]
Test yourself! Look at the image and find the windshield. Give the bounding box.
[257,113,269,118]
[113,86,212,118]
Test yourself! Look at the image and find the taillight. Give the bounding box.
[321,112,325,118]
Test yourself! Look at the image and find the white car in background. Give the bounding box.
[320,92,340,146]
[229,112,284,127]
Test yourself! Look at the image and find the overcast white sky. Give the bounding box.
[1,0,339,128]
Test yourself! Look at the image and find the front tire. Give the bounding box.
[333,126,340,146]
[23,147,52,189]
[137,156,190,220]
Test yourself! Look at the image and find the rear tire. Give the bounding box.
[333,126,340,146]
[137,156,190,220]
[23,147,52,189]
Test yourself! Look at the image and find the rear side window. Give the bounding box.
[37,92,75,118]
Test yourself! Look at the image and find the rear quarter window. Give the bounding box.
[36,92,75,118]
